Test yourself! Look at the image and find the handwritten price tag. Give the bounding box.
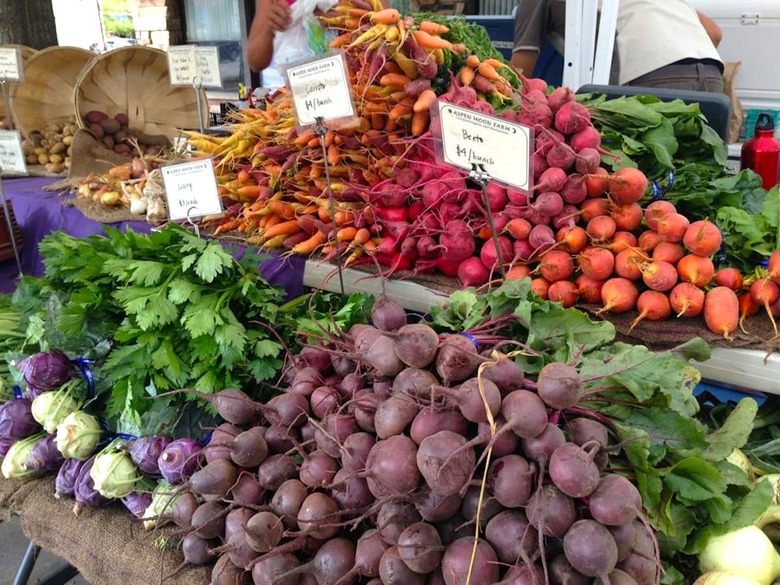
[0,130,27,175]
[286,53,354,126]
[194,46,222,88]
[0,48,22,82]
[437,102,531,190]
[166,46,197,86]
[160,158,222,221]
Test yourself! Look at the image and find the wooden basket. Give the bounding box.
[9,46,95,140]
[0,200,23,262]
[409,0,465,14]
[0,45,36,127]
[74,46,209,143]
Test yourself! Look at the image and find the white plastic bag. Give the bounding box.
[270,0,339,80]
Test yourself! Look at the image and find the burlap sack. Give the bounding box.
[44,129,130,193]
[723,61,744,143]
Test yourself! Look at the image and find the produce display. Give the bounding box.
[21,118,78,175]
[5,2,780,584]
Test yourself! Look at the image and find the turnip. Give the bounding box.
[597,278,639,314]
[458,257,491,287]
[526,484,576,537]
[554,101,592,136]
[271,478,309,529]
[440,537,499,585]
[677,253,715,288]
[377,500,423,545]
[629,290,672,331]
[549,553,590,585]
[488,454,535,508]
[704,286,739,339]
[374,395,420,439]
[549,441,601,498]
[379,546,427,585]
[484,509,538,565]
[365,434,420,498]
[563,519,619,579]
[547,281,579,307]
[588,473,642,526]
[397,521,443,574]
[416,430,475,497]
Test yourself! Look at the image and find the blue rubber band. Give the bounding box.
[459,332,479,350]
[74,357,96,398]
[13,385,23,399]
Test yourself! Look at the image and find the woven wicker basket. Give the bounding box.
[9,46,95,139]
[74,46,208,143]
[409,0,465,14]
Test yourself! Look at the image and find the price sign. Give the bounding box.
[166,45,197,86]
[0,130,27,175]
[160,158,222,221]
[436,101,531,190]
[0,48,22,82]
[194,46,222,88]
[286,53,354,126]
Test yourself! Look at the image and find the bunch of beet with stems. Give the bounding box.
[145,294,663,585]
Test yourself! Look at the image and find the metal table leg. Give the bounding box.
[12,540,40,585]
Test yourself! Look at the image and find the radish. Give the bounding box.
[578,247,615,281]
[683,219,723,257]
[548,85,575,113]
[547,280,580,307]
[643,200,676,231]
[534,167,567,193]
[652,241,685,265]
[597,278,639,314]
[739,292,761,333]
[554,101,592,135]
[539,249,576,282]
[704,286,740,339]
[575,273,605,304]
[677,253,715,287]
[669,282,704,317]
[750,278,780,336]
[713,267,744,290]
[608,167,648,205]
[641,260,678,292]
[656,213,690,243]
[630,290,672,331]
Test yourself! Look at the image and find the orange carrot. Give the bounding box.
[327,143,340,166]
[383,60,403,76]
[413,30,452,50]
[419,20,449,35]
[262,219,302,241]
[334,209,357,226]
[465,54,480,69]
[291,231,328,255]
[450,43,466,54]
[294,130,317,145]
[237,169,251,183]
[477,61,501,81]
[236,185,261,199]
[413,89,437,113]
[459,66,475,86]
[370,7,401,25]
[262,214,283,230]
[483,58,506,69]
[337,226,358,242]
[371,112,385,130]
[411,110,429,136]
[379,72,412,88]
[267,200,297,220]
[214,218,241,235]
[388,99,414,122]
[353,227,371,245]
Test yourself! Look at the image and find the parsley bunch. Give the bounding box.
[25,225,287,431]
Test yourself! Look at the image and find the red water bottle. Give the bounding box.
[741,113,780,190]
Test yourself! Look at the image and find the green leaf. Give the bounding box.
[136,295,179,331]
[167,278,201,305]
[181,294,221,337]
[126,260,166,287]
[192,244,234,282]
[704,397,759,461]
[614,408,708,461]
[664,457,726,503]
[523,304,615,364]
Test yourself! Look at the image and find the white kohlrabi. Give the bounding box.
[1,433,46,480]
[89,442,140,499]
[55,411,102,460]
[695,572,765,585]
[31,389,80,434]
[698,525,780,585]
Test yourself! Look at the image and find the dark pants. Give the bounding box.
[626,61,723,93]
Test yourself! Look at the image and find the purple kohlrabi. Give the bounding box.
[55,458,88,499]
[0,398,42,442]
[121,491,154,519]
[158,438,203,484]
[24,434,65,472]
[73,455,111,515]
[17,350,73,391]
[125,436,172,478]
[0,437,13,459]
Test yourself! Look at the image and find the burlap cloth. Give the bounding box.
[0,476,208,585]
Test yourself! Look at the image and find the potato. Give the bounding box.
[113,143,131,155]
[102,135,115,149]
[84,110,108,124]
[50,142,66,155]
[115,112,129,126]
[45,162,65,174]
[62,135,74,146]
[38,153,50,165]
[49,153,64,164]
[101,191,121,206]
[88,122,104,139]
[100,118,121,135]
[26,154,39,165]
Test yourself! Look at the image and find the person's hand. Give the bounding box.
[267,0,293,33]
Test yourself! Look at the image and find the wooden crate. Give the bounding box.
[0,200,23,263]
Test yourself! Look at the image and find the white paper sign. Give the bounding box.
[0,130,27,175]
[195,46,222,88]
[166,46,197,86]
[160,158,222,221]
[437,102,531,190]
[0,48,22,82]
[286,54,354,126]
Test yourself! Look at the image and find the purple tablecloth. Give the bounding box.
[0,176,305,298]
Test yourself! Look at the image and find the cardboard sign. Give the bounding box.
[194,46,222,88]
[160,158,222,221]
[0,130,27,175]
[436,101,532,190]
[0,48,22,82]
[166,46,197,86]
[286,53,354,126]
